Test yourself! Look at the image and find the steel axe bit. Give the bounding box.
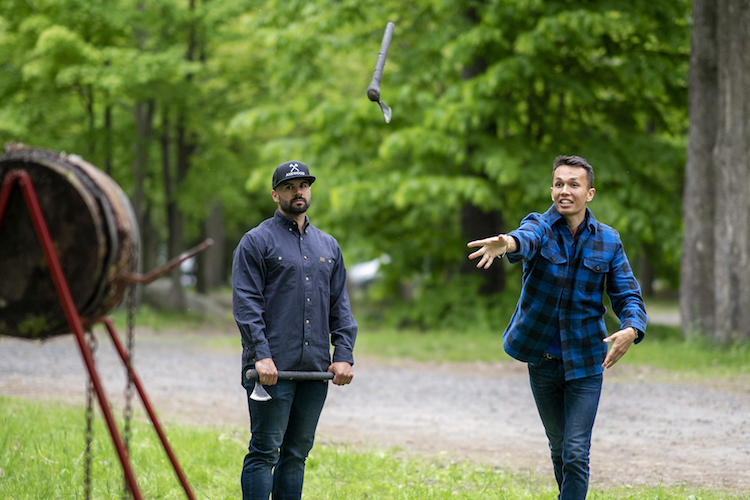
[250,381,272,402]
[367,22,395,123]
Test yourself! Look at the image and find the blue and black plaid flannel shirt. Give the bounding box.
[505,205,648,381]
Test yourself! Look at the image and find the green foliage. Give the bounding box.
[363,275,521,332]
[0,0,260,260]
[1,0,691,319]
[227,0,690,324]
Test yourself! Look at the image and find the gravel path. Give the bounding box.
[1,327,749,494]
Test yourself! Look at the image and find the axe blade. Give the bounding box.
[379,101,392,124]
[250,381,272,402]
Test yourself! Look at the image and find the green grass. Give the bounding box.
[0,397,243,499]
[108,303,234,332]
[624,324,750,375]
[0,396,743,499]
[36,301,743,498]
[354,327,508,363]
[354,323,750,378]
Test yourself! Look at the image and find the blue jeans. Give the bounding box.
[528,358,603,500]
[241,380,328,500]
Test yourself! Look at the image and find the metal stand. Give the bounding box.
[0,169,199,500]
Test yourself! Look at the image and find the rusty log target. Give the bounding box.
[0,144,140,339]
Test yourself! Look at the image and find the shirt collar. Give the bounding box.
[274,209,309,232]
[545,204,598,234]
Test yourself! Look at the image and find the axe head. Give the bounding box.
[250,381,272,402]
[378,100,392,124]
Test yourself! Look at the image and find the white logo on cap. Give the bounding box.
[285,162,306,178]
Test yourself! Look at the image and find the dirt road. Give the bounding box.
[1,327,748,494]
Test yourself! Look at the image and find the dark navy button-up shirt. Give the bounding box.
[232,210,357,377]
[505,205,647,381]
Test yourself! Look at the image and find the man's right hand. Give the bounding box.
[254,357,278,385]
[467,234,510,269]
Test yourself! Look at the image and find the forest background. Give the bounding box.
[0,0,726,337]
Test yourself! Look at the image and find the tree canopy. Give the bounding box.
[0,0,691,328]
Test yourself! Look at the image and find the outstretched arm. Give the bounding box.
[467,234,517,269]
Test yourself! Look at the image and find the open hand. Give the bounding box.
[467,235,509,269]
[602,327,638,369]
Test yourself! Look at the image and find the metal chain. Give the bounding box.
[84,330,98,500]
[122,282,137,500]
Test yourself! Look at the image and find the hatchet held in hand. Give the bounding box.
[367,22,395,124]
[246,369,335,402]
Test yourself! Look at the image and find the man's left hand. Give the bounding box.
[602,327,638,369]
[328,361,354,386]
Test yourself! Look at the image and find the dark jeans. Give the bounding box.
[528,358,603,500]
[241,380,328,500]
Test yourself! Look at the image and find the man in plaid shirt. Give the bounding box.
[468,155,647,500]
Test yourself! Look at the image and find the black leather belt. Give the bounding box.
[542,353,561,360]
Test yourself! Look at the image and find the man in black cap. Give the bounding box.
[232,160,358,500]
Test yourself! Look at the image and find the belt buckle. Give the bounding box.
[543,353,560,360]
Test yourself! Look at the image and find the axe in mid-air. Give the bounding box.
[246,369,335,401]
[367,22,395,124]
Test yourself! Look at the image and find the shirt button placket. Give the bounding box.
[301,231,312,357]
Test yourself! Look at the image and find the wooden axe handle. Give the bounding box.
[367,22,395,102]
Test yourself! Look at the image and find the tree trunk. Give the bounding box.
[460,204,505,295]
[84,85,95,157]
[712,0,750,342]
[104,104,113,176]
[161,107,187,310]
[140,203,158,275]
[682,0,750,342]
[131,100,154,235]
[457,0,507,296]
[197,202,225,293]
[638,253,655,298]
[680,0,718,337]
[157,0,201,307]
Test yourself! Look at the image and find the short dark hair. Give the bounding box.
[553,155,594,189]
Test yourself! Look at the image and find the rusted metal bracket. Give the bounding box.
[125,238,214,285]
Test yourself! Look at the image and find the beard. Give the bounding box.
[280,196,310,214]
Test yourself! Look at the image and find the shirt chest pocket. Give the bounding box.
[578,257,609,293]
[264,254,298,289]
[540,244,567,265]
[313,255,335,286]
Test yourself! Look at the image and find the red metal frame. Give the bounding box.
[0,169,196,500]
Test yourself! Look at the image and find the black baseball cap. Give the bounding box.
[272,160,316,189]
